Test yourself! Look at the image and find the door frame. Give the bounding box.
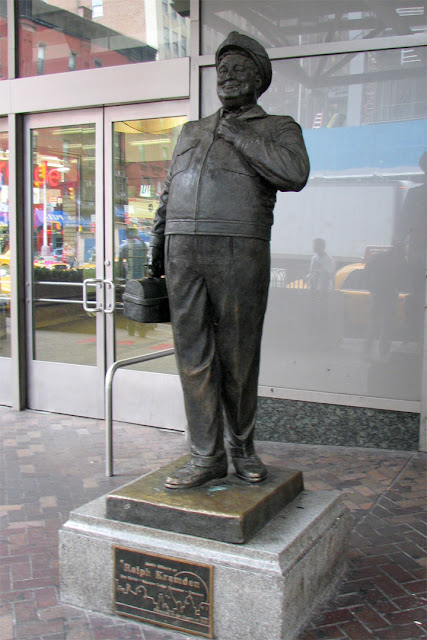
[24,108,106,418]
[103,100,190,430]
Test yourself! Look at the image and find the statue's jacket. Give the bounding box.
[150,105,310,247]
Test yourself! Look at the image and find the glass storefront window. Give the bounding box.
[201,1,426,55]
[201,47,427,402]
[31,123,97,364]
[0,0,7,79]
[18,0,190,78]
[0,131,10,356]
[112,116,185,372]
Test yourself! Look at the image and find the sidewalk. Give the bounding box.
[0,406,426,640]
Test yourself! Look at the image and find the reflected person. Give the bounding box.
[307,238,336,348]
[364,245,405,359]
[119,226,147,337]
[307,238,335,291]
[118,226,147,281]
[149,32,310,489]
[394,151,427,343]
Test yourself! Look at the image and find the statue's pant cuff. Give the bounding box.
[229,444,256,459]
[190,451,228,468]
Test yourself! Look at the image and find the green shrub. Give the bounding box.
[33,266,97,282]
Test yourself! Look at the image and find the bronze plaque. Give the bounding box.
[114,546,213,638]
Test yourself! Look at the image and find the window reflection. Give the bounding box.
[201,47,426,401]
[112,117,185,372]
[201,0,426,55]
[31,124,98,365]
[0,131,9,356]
[17,0,190,78]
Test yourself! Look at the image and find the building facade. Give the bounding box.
[0,0,426,451]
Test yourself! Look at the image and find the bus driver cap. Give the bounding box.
[215,31,272,96]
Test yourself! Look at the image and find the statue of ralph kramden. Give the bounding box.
[148,32,310,489]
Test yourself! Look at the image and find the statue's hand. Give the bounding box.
[147,245,165,278]
[217,117,247,145]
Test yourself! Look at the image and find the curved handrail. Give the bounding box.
[105,348,175,476]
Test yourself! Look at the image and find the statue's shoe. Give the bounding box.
[165,462,228,490]
[232,454,267,483]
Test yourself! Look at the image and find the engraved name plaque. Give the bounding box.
[114,546,213,638]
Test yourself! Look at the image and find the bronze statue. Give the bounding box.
[149,32,310,489]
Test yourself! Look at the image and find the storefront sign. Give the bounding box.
[114,546,213,637]
[34,161,62,188]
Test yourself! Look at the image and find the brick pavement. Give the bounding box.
[0,406,426,640]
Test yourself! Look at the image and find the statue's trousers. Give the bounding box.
[165,234,270,466]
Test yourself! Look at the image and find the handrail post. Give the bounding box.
[105,348,175,476]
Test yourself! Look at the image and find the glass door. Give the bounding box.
[25,103,190,425]
[104,101,189,429]
[0,119,11,404]
[25,109,106,417]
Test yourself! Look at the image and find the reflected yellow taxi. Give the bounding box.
[33,257,70,271]
[0,249,10,268]
[286,261,410,336]
[335,262,409,334]
[0,264,10,296]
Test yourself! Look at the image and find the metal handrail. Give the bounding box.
[34,298,84,304]
[34,281,84,286]
[105,348,175,476]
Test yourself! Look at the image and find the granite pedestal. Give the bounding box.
[60,479,351,640]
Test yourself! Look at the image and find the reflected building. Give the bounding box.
[18,0,157,76]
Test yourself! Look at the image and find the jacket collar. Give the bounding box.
[197,105,268,134]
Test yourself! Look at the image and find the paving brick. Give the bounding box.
[352,604,389,631]
[301,624,346,639]
[388,551,424,572]
[405,579,427,595]
[15,618,64,638]
[333,591,365,608]
[386,606,427,626]
[0,589,34,603]
[411,567,427,580]
[375,622,427,639]
[13,600,39,623]
[319,608,355,626]
[13,576,57,590]
[380,563,420,583]
[391,594,426,610]
[0,571,11,593]
[11,561,32,581]
[336,619,374,639]
[395,540,425,560]
[66,628,92,640]
[1,406,426,640]
[0,600,13,616]
[375,575,412,599]
[0,614,14,640]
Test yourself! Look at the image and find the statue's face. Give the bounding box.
[216,53,262,109]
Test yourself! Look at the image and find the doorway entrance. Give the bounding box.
[25,102,189,426]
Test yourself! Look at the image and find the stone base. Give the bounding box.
[60,489,351,640]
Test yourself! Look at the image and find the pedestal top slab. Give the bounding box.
[106,455,304,544]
